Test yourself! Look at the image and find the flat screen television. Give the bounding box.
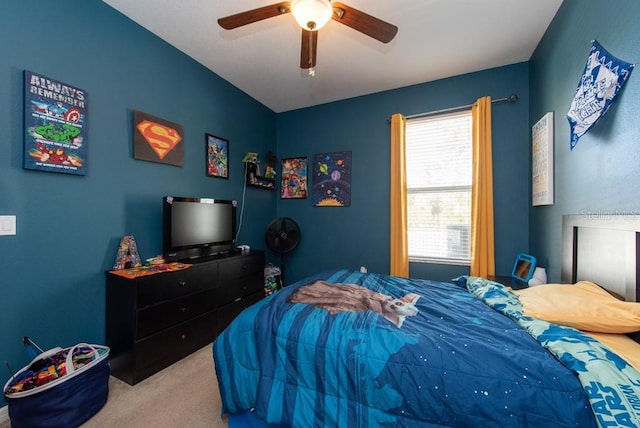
[163,196,237,262]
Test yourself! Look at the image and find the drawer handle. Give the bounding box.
[178,281,187,287]
[180,334,187,340]
[178,306,187,313]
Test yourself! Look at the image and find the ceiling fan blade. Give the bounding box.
[218,2,291,30]
[300,29,318,69]
[331,2,398,43]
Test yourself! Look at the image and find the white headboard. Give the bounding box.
[562,214,640,302]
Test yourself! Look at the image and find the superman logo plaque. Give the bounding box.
[133,110,184,166]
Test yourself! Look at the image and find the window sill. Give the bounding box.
[409,256,470,266]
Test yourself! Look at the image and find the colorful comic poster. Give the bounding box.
[312,151,352,207]
[281,157,308,199]
[206,133,229,178]
[24,70,88,175]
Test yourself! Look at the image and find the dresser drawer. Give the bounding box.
[217,299,244,335]
[242,289,265,307]
[134,310,217,383]
[218,252,263,282]
[216,271,264,306]
[136,263,218,308]
[136,289,218,339]
[217,289,265,334]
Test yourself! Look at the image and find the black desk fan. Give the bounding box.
[264,217,300,286]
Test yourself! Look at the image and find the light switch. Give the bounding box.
[0,215,16,236]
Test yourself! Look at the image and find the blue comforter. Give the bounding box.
[213,270,598,427]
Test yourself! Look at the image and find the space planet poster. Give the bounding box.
[312,151,352,207]
[23,70,88,175]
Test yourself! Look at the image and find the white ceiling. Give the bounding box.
[102,0,563,113]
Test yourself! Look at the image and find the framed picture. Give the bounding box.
[134,110,184,167]
[312,151,352,206]
[281,157,308,199]
[24,70,88,175]
[206,133,229,179]
[532,112,553,206]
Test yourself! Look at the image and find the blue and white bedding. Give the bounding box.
[213,270,640,427]
[466,276,640,427]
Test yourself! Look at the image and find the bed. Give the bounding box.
[213,214,640,427]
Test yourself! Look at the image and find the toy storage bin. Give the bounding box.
[3,343,110,428]
[264,264,282,296]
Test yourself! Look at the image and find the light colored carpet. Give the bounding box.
[1,344,228,428]
[83,344,227,427]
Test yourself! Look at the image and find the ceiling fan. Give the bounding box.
[218,0,398,75]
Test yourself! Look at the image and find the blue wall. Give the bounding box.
[1,0,632,409]
[276,64,531,283]
[529,0,640,281]
[0,0,276,383]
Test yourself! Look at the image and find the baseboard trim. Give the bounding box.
[0,405,8,425]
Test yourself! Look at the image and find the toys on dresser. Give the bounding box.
[109,262,191,279]
[112,235,142,270]
[146,255,165,265]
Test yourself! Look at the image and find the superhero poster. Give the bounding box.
[24,70,88,175]
[133,110,184,167]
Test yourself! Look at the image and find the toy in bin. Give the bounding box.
[3,337,110,428]
[264,264,282,296]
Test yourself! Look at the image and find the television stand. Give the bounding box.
[105,250,265,385]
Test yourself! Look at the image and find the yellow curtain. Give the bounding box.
[470,97,495,277]
[390,113,409,277]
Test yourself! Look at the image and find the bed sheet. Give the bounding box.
[213,270,599,427]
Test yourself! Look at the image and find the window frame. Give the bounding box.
[405,110,472,265]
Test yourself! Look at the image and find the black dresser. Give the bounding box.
[105,250,264,385]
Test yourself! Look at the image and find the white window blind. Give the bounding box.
[406,111,472,264]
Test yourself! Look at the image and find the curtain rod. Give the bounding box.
[392,94,518,122]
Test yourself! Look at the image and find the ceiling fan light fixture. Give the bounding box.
[291,0,333,31]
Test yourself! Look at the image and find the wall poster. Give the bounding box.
[532,112,554,206]
[206,133,229,179]
[312,151,352,207]
[24,70,88,175]
[281,157,308,199]
[133,110,184,166]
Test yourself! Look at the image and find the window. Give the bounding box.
[406,111,472,264]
